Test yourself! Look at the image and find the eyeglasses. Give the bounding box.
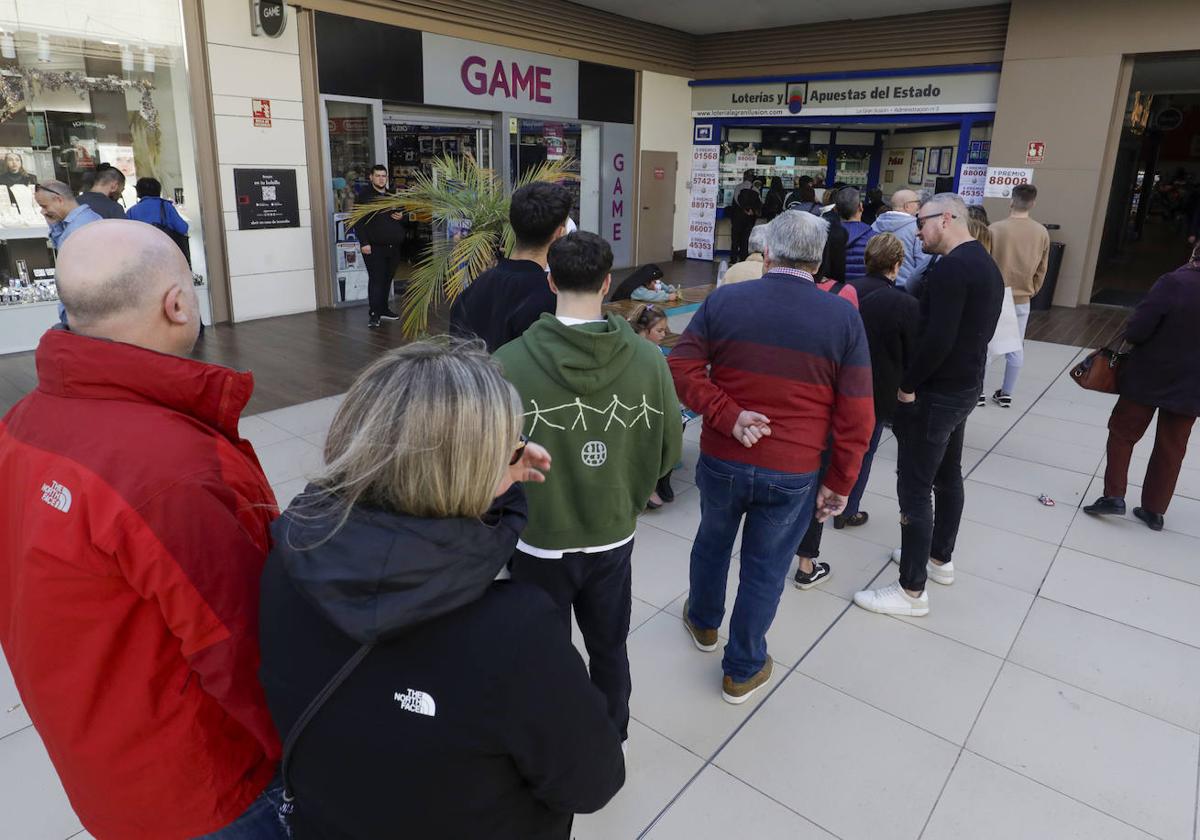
[915,212,957,231]
[509,434,529,466]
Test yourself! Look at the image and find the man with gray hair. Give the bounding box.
[0,220,287,838]
[872,188,932,288]
[670,209,874,704]
[721,224,768,285]
[854,193,1003,617]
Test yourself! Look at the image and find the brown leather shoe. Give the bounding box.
[682,598,718,652]
[722,656,773,705]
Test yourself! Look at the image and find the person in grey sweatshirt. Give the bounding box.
[871,189,932,289]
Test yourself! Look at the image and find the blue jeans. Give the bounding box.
[196,776,291,839]
[843,421,886,517]
[687,454,818,681]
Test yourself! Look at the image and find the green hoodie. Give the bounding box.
[495,312,683,551]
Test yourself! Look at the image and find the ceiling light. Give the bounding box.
[36,33,50,63]
[142,48,155,73]
[101,39,120,46]
[121,45,134,72]
[0,32,14,60]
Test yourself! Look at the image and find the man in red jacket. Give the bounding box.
[0,221,285,839]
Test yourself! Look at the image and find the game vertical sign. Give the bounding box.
[688,125,718,260]
[601,122,634,267]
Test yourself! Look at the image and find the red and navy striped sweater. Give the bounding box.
[669,271,875,495]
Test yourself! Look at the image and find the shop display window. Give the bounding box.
[718,128,827,206]
[510,118,583,225]
[0,2,205,318]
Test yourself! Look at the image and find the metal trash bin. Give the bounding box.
[1030,224,1064,311]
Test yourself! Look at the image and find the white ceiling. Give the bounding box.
[570,0,1002,35]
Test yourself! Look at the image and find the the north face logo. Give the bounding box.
[394,689,436,717]
[40,481,72,513]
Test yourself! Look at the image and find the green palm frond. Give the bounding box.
[346,153,578,337]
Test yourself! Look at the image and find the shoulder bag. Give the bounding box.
[1069,342,1127,394]
[279,643,374,818]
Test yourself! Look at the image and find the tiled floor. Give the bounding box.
[4,339,1200,840]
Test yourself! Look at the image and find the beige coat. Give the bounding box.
[989,216,1050,304]
[722,253,764,285]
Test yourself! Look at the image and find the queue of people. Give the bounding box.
[1,173,1197,840]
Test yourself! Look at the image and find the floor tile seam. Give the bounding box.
[969,448,1107,479]
[956,747,1174,840]
[1047,542,1200,594]
[916,749,967,840]
[997,658,1200,738]
[1035,591,1200,652]
[635,559,890,839]
[792,668,982,750]
[624,713,709,762]
[0,721,33,743]
[962,346,1090,484]
[963,471,1098,505]
[682,765,850,840]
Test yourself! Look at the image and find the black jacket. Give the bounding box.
[77,191,126,220]
[450,258,557,353]
[352,186,407,247]
[258,485,625,840]
[1119,262,1200,417]
[901,240,1004,395]
[818,212,848,282]
[850,274,920,422]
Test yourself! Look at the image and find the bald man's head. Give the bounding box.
[891,190,920,213]
[57,220,199,355]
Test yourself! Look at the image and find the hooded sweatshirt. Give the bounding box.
[494,313,683,551]
[258,485,625,840]
[872,210,933,288]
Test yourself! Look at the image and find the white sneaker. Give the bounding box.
[890,547,955,585]
[854,581,930,616]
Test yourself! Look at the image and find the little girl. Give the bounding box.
[629,304,676,509]
[630,275,681,304]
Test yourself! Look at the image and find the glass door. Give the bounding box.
[321,95,385,306]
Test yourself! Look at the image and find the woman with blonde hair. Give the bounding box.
[258,340,625,839]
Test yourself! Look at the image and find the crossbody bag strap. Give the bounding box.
[281,642,374,801]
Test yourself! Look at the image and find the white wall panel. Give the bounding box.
[230,270,318,321]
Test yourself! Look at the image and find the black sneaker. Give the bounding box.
[657,473,675,504]
[977,393,986,408]
[991,390,1012,408]
[368,316,382,329]
[834,511,868,529]
[1133,506,1164,531]
[793,561,831,590]
[1083,496,1125,516]
[380,309,401,321]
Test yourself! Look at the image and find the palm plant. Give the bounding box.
[347,154,577,337]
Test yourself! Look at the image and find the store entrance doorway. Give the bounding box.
[382,111,494,276]
[1093,53,1200,306]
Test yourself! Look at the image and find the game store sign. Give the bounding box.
[691,71,999,118]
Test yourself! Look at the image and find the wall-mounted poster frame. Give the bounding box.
[927,148,941,179]
[909,147,927,185]
[935,145,955,175]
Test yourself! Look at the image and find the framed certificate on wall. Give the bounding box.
[927,148,942,178]
[937,146,955,175]
[909,148,927,185]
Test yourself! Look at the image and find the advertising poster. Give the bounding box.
[687,145,719,261]
[958,164,988,205]
[908,148,926,185]
[984,167,1034,199]
[544,124,564,160]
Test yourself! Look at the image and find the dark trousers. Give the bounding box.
[730,214,755,264]
[510,541,634,741]
[796,447,832,560]
[1103,396,1197,515]
[363,244,400,317]
[894,388,976,592]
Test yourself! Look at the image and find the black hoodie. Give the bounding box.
[258,485,625,839]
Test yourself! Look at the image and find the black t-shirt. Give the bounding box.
[901,239,1004,395]
[78,191,127,220]
[449,258,556,353]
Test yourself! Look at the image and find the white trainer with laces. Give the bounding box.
[890,547,955,585]
[854,582,930,616]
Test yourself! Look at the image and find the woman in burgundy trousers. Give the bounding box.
[1084,245,1200,530]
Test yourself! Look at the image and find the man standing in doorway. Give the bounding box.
[854,194,1003,617]
[871,189,932,289]
[670,210,873,704]
[988,184,1050,407]
[353,164,407,329]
